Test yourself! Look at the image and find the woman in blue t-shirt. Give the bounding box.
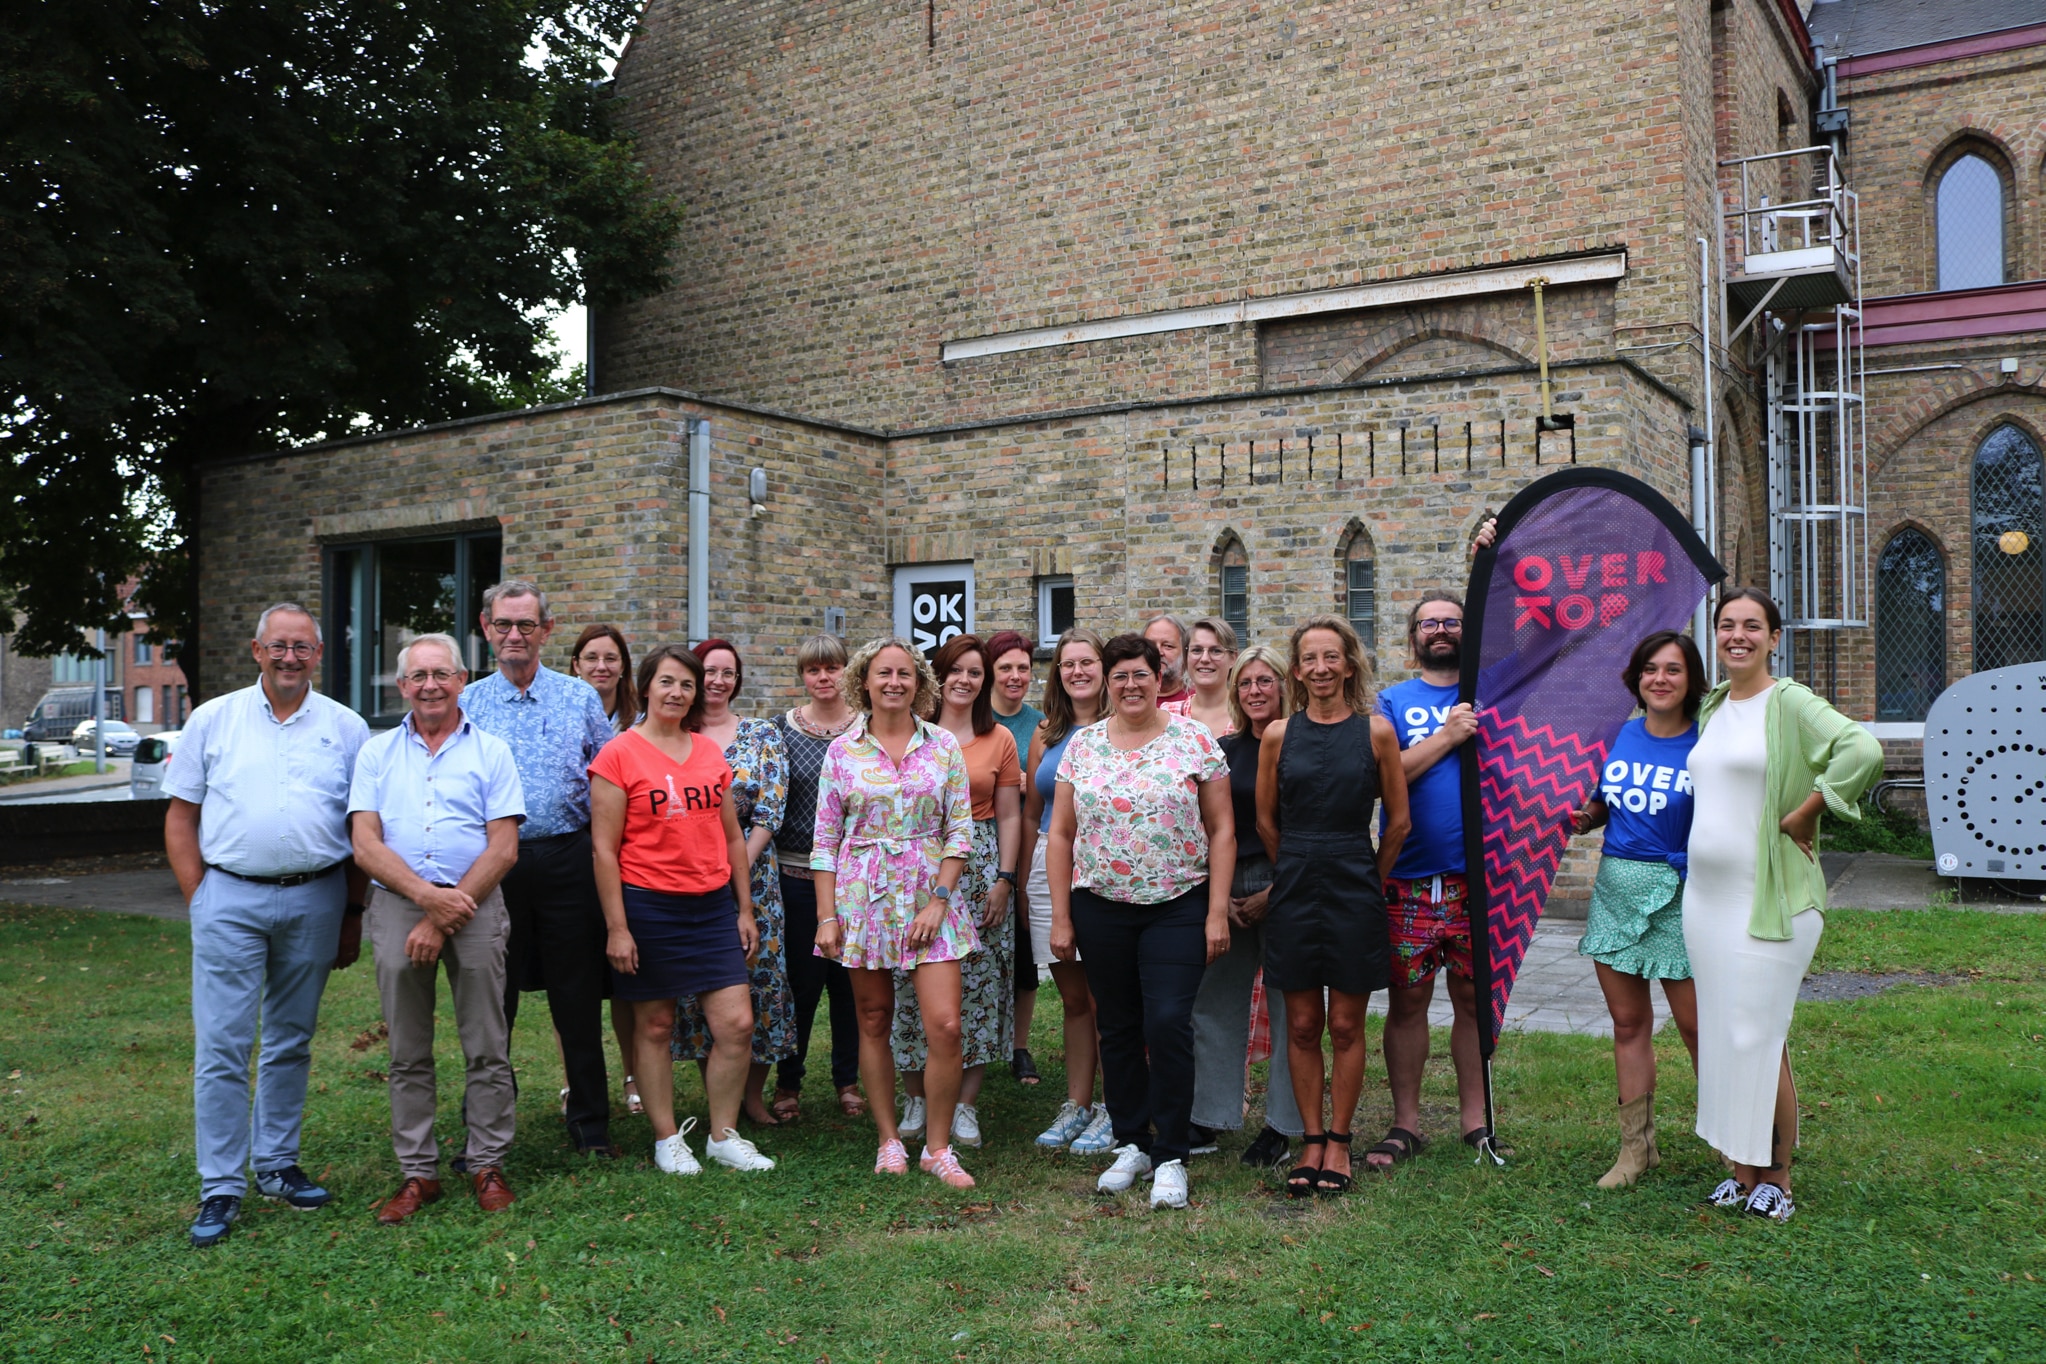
[1567,630,1705,1191]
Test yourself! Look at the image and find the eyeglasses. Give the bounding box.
[489,619,543,636]
[1187,645,1232,659]
[1107,669,1155,686]
[1238,675,1279,689]
[402,669,459,685]
[1057,658,1099,672]
[1416,619,1464,636]
[262,642,316,659]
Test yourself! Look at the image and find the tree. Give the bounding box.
[0,0,680,697]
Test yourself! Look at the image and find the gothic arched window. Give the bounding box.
[1874,529,1945,720]
[1938,154,2004,291]
[1972,424,2045,671]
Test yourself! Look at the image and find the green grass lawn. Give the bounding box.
[2,904,2041,1364]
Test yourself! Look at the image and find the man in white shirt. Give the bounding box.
[164,603,370,1249]
[348,632,525,1224]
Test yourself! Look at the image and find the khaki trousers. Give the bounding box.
[367,884,515,1178]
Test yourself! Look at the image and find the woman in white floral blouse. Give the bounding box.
[1048,632,1235,1212]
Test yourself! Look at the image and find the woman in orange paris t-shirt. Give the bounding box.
[590,644,772,1177]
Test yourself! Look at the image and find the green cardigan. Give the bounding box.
[1694,677,1885,941]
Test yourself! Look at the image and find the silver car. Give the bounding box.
[131,730,182,796]
[73,718,143,758]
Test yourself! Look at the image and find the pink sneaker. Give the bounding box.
[920,1145,976,1189]
[874,1138,909,1175]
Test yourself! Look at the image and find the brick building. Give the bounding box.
[195,0,2044,883]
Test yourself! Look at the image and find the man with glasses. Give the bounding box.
[1369,589,1489,1170]
[460,579,618,1157]
[164,603,370,1247]
[349,633,525,1223]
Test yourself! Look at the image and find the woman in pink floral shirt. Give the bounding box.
[813,637,978,1189]
[1048,632,1235,1213]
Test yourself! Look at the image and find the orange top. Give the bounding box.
[588,729,735,896]
[958,725,1023,821]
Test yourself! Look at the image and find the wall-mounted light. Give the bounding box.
[749,466,768,518]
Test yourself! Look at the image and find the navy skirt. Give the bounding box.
[612,884,750,1002]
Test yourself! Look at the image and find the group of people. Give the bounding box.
[166,564,1877,1245]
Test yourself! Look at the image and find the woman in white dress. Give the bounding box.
[1684,589,1882,1222]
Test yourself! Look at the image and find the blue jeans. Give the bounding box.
[190,868,345,1199]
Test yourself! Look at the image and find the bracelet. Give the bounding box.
[995,870,1017,886]
[816,915,840,926]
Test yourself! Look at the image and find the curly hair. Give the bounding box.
[1286,614,1376,716]
[1226,644,1291,735]
[841,635,942,716]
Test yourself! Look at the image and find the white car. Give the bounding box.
[72,718,142,757]
[131,730,183,796]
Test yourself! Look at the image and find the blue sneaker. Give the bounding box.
[1069,1106,1118,1155]
[1035,1101,1092,1149]
[256,1164,331,1211]
[190,1194,240,1248]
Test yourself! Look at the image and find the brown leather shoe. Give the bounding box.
[374,1176,442,1225]
[471,1166,515,1212]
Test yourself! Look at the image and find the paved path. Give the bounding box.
[0,760,132,803]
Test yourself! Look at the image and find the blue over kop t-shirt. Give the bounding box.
[1377,678,1466,880]
[1597,717,1698,871]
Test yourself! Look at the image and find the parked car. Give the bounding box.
[72,718,142,757]
[131,730,183,797]
[23,687,124,743]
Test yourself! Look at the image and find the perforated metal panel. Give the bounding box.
[1926,661,2046,877]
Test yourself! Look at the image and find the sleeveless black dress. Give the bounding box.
[1265,710,1389,995]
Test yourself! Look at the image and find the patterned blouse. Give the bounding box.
[772,707,854,867]
[723,716,787,846]
[810,714,977,969]
[1056,714,1230,904]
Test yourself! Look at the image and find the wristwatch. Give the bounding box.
[995,871,1018,887]
[931,885,953,903]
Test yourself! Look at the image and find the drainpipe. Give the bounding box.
[1690,423,1712,647]
[688,420,710,645]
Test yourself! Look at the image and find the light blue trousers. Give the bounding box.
[190,868,344,1199]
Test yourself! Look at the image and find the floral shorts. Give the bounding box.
[1385,873,1472,988]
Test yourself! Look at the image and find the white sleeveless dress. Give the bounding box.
[1683,683,1821,1168]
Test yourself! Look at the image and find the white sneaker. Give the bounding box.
[1096,1144,1153,1193]
[953,1103,982,1148]
[1744,1182,1794,1222]
[653,1118,701,1175]
[704,1127,776,1172]
[1149,1159,1189,1209]
[1070,1106,1117,1154]
[1708,1177,1749,1208]
[1035,1101,1091,1148]
[899,1095,927,1138]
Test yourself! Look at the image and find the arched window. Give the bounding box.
[1938,154,2004,290]
[1973,424,2045,672]
[1217,535,1249,637]
[1338,523,1376,653]
[1875,529,1945,720]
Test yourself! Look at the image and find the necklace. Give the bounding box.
[791,705,855,739]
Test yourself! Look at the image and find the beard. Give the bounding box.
[1418,634,1462,671]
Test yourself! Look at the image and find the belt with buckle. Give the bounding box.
[206,862,343,888]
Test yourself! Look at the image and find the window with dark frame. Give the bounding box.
[325,530,503,722]
[1875,528,1945,722]
[1972,424,2044,674]
[1038,575,1074,642]
[1220,562,1248,636]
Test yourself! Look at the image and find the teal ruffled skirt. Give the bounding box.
[1578,856,1692,981]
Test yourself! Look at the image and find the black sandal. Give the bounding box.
[1463,1125,1515,1162]
[1285,1137,1327,1198]
[1364,1126,1426,1171]
[1011,1048,1041,1085]
[1313,1132,1354,1195]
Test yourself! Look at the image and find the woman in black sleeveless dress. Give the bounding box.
[1255,615,1410,1195]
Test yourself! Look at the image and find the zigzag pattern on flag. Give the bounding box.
[1476,708,1609,1040]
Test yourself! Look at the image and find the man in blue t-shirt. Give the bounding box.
[1369,588,1490,1167]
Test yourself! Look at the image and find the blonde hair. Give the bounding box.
[841,636,941,715]
[1041,627,1108,746]
[1226,644,1291,735]
[1285,615,1375,716]
[1190,615,1239,653]
[795,633,848,673]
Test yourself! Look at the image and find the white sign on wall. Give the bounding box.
[893,562,975,660]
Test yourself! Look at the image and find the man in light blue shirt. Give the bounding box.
[349,632,525,1224]
[165,602,370,1248]
[461,578,619,1155]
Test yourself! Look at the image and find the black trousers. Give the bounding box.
[1013,891,1038,998]
[777,871,860,1091]
[500,828,611,1150]
[1071,882,1210,1167]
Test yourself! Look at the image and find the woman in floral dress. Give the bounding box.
[813,637,980,1189]
[673,639,797,1128]
[889,635,1024,1151]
